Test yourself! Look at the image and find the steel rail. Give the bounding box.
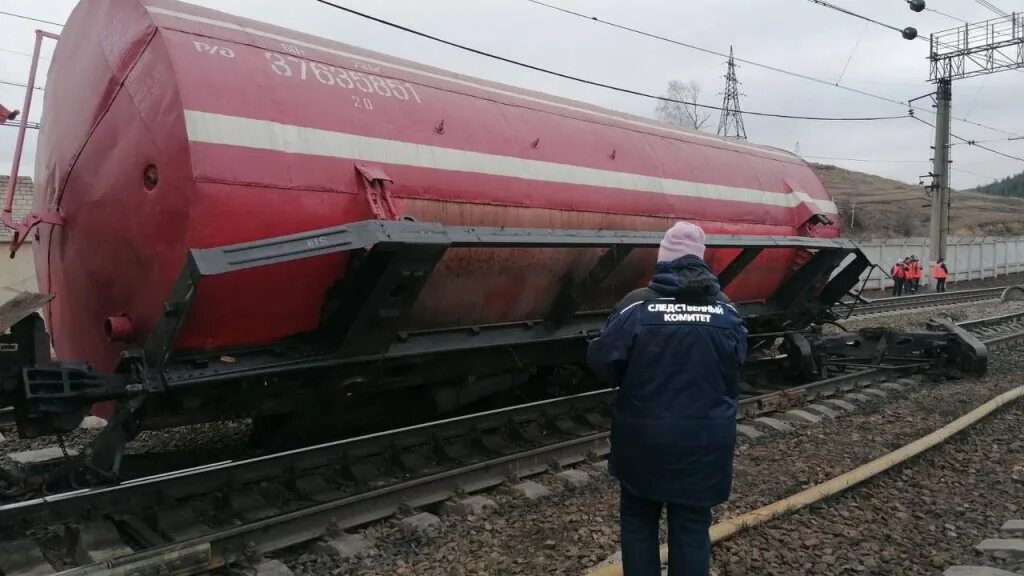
[849,287,1005,316]
[9,308,1022,529]
[47,370,898,576]
[55,434,608,575]
[0,366,887,529]
[14,313,1024,576]
[49,355,1001,576]
[956,310,1024,330]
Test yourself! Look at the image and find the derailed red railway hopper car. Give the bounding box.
[3,0,925,455]
[33,0,838,360]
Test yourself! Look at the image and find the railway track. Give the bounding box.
[847,286,1009,317]
[3,311,1024,576]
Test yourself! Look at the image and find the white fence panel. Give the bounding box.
[841,236,1024,292]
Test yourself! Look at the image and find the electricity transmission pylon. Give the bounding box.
[717,46,747,140]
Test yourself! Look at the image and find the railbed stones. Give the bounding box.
[822,398,857,412]
[0,538,53,576]
[274,317,1024,576]
[442,495,497,517]
[511,480,552,500]
[555,469,591,488]
[314,533,375,559]
[736,424,763,438]
[253,559,295,576]
[397,512,441,537]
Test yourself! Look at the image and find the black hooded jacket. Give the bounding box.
[586,255,748,506]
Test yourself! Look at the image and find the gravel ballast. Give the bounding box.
[7,286,1024,575]
[712,393,1024,575]
[276,337,1024,576]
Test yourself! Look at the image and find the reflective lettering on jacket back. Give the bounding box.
[638,300,736,327]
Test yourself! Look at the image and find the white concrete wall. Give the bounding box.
[844,236,1024,291]
[0,176,36,243]
[0,243,37,305]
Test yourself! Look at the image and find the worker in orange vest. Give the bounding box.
[907,256,921,294]
[890,259,907,296]
[933,258,949,292]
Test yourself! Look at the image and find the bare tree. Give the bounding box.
[655,80,712,131]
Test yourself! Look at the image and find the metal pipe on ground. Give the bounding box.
[586,383,1024,576]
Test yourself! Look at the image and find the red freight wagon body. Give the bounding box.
[33,0,839,372]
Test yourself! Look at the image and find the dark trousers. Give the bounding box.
[619,484,712,576]
[936,278,946,292]
[892,278,903,296]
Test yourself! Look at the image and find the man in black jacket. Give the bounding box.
[587,221,747,576]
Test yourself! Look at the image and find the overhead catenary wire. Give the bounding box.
[913,115,1024,163]
[0,10,63,27]
[806,0,925,40]
[0,47,50,60]
[926,7,967,23]
[520,0,1023,139]
[0,79,44,91]
[953,116,1024,139]
[836,21,869,85]
[802,155,927,163]
[951,135,1024,147]
[975,0,1009,18]
[308,0,909,122]
[523,0,914,110]
[953,167,998,182]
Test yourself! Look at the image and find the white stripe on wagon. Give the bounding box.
[148,5,797,161]
[184,110,839,214]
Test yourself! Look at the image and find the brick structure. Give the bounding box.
[0,175,35,243]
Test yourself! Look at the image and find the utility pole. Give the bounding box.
[927,13,1024,262]
[929,79,951,262]
[717,46,747,140]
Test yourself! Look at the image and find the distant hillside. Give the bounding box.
[811,164,1024,238]
[973,170,1024,198]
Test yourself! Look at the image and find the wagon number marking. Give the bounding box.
[264,51,422,105]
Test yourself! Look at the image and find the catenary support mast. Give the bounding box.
[929,79,951,262]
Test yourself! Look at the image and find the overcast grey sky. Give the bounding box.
[1,0,1021,190]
